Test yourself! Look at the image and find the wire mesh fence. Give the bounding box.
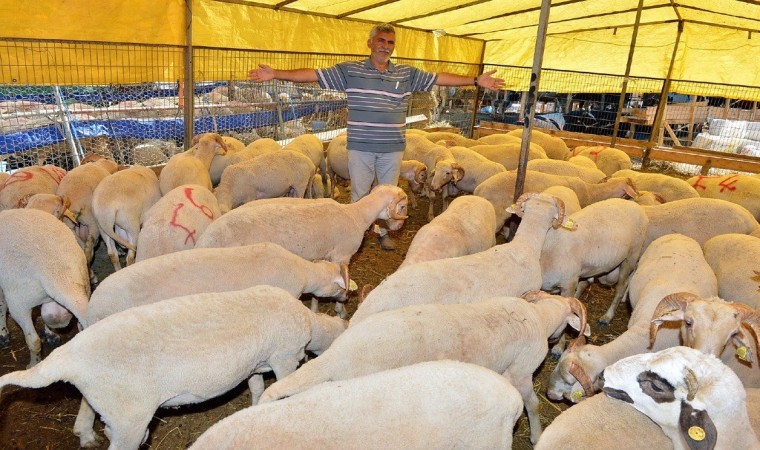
[2,38,759,176]
[0,41,480,172]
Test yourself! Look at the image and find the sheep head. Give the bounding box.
[601,347,744,450]
[650,292,759,362]
[547,342,597,403]
[429,160,460,191]
[191,133,229,156]
[377,185,409,230]
[507,193,577,230]
[18,194,78,224]
[606,176,640,199]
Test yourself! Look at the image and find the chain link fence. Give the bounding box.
[0,41,479,172]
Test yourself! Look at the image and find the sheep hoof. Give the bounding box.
[43,331,62,347]
[550,348,564,360]
[79,432,103,448]
[597,317,611,327]
[379,235,397,251]
[0,334,10,348]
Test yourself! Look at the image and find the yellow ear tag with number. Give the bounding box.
[737,345,750,361]
[570,390,583,401]
[688,426,706,441]
[561,219,577,230]
[349,280,358,291]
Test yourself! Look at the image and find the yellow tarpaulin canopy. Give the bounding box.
[1,0,759,99]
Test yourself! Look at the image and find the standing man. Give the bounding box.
[249,23,504,250]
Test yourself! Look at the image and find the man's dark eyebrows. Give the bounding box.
[379,37,395,44]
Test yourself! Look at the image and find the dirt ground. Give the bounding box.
[0,179,630,449]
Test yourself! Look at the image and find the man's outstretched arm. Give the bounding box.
[248,64,318,83]
[436,69,505,91]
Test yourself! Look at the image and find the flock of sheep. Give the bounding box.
[1,125,760,449]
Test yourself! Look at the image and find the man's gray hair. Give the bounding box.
[369,23,396,40]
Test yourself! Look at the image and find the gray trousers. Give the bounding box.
[347,150,404,203]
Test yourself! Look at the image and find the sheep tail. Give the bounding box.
[98,209,136,251]
[0,361,61,399]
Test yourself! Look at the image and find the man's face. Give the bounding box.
[368,31,395,66]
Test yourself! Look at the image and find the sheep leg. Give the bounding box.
[0,290,9,347]
[41,324,62,347]
[334,301,348,320]
[310,297,319,313]
[124,226,139,267]
[103,235,122,271]
[269,355,301,380]
[599,260,636,326]
[427,191,436,222]
[105,413,153,450]
[549,335,568,360]
[7,300,42,368]
[408,191,418,209]
[512,372,543,444]
[248,374,265,405]
[574,279,591,298]
[73,398,102,448]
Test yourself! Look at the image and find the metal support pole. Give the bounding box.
[507,0,551,239]
[54,86,83,166]
[468,44,488,138]
[514,0,552,204]
[611,0,644,147]
[183,0,194,150]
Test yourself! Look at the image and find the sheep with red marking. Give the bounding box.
[571,145,632,176]
[0,165,67,211]
[687,174,760,221]
[135,184,222,262]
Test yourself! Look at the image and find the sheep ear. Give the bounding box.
[732,330,755,363]
[567,316,592,337]
[16,193,33,208]
[679,401,717,450]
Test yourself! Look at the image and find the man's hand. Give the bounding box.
[476,70,505,91]
[248,64,275,82]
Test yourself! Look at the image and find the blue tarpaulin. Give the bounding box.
[0,101,345,155]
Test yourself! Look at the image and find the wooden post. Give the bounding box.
[519,91,528,118]
[508,0,552,239]
[611,0,645,148]
[752,102,758,121]
[183,0,194,150]
[564,93,573,114]
[646,20,683,163]
[724,98,731,120]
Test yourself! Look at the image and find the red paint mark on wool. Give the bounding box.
[40,166,67,184]
[183,187,214,219]
[718,175,739,193]
[691,176,708,190]
[1,171,34,190]
[169,203,198,245]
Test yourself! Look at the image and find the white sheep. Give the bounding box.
[648,292,760,389]
[283,133,328,197]
[0,164,67,210]
[703,233,760,306]
[0,208,90,367]
[214,149,316,213]
[91,164,161,270]
[642,198,760,250]
[571,145,633,176]
[350,193,575,324]
[189,360,523,450]
[135,184,222,262]
[326,133,427,199]
[262,291,588,444]
[547,234,718,403]
[423,130,480,147]
[208,137,279,186]
[18,193,77,222]
[687,174,760,220]
[400,195,497,269]
[507,128,571,160]
[602,346,760,450]
[535,391,671,450]
[473,170,638,232]
[0,285,346,449]
[528,158,607,183]
[567,154,600,170]
[56,157,117,270]
[541,185,582,215]
[445,145,506,194]
[87,242,350,323]
[541,198,649,325]
[404,133,464,221]
[159,132,228,195]
[469,141,548,170]
[476,132,521,145]
[612,169,699,201]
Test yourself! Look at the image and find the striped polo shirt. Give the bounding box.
[317,58,438,153]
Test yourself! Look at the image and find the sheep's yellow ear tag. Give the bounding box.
[737,345,750,361]
[688,426,706,441]
[349,280,358,291]
[560,219,577,230]
[570,390,583,401]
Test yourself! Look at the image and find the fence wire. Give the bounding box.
[1,38,759,176]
